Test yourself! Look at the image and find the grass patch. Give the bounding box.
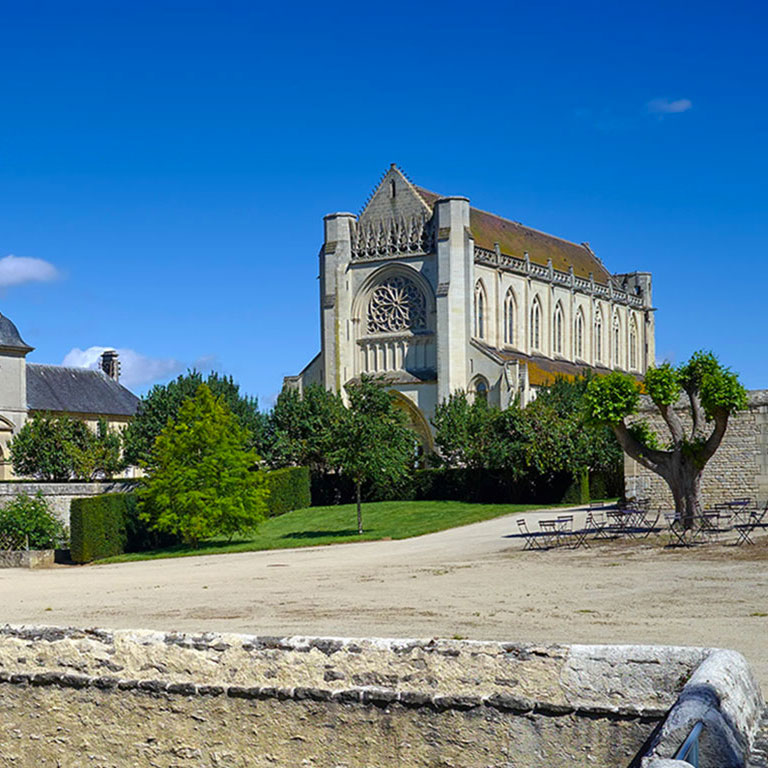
[97,500,576,564]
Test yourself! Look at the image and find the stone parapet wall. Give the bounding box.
[0,626,711,768]
[625,390,768,510]
[0,480,135,527]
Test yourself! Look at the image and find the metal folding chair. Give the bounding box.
[517,518,543,550]
[665,513,689,547]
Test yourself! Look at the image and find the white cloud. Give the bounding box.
[646,97,693,115]
[0,254,59,287]
[61,346,183,390]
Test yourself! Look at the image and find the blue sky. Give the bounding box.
[1,0,766,404]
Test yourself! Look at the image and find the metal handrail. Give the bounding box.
[675,721,704,767]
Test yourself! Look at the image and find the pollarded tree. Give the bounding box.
[585,351,747,527]
[138,384,268,547]
[331,375,414,535]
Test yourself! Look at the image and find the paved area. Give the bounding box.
[1,506,767,688]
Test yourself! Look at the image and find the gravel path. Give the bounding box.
[1,506,766,688]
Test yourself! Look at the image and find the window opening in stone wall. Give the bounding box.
[613,314,621,367]
[472,376,489,404]
[553,303,564,355]
[629,316,638,369]
[367,275,427,334]
[504,288,516,345]
[530,297,541,350]
[575,309,584,359]
[474,281,486,339]
[594,311,603,363]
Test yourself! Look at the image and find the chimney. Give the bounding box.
[100,349,120,382]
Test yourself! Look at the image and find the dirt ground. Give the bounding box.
[1,507,766,688]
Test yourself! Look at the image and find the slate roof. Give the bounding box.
[414,186,611,283]
[26,364,140,417]
[0,314,33,353]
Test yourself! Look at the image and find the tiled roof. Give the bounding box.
[414,186,611,282]
[27,364,140,417]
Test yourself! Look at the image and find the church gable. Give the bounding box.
[352,165,434,260]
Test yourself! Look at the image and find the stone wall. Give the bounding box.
[0,480,135,527]
[625,390,768,510]
[0,626,712,768]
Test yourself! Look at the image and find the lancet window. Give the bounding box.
[530,296,542,350]
[575,309,585,359]
[504,288,516,346]
[474,281,487,339]
[553,303,564,355]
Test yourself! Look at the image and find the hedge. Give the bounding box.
[70,493,131,563]
[264,466,311,517]
[310,466,623,507]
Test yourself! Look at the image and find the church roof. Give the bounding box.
[26,364,140,417]
[414,185,611,283]
[0,313,33,353]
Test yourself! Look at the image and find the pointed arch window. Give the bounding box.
[629,315,638,370]
[575,308,585,359]
[470,375,489,405]
[594,310,603,363]
[504,288,516,346]
[474,281,487,339]
[530,296,542,350]
[613,314,621,367]
[553,303,564,355]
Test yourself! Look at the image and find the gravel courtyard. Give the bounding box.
[2,507,767,687]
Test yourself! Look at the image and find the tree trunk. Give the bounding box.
[668,460,702,529]
[356,481,363,535]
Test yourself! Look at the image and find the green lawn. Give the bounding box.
[98,500,577,564]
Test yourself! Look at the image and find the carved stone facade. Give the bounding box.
[287,165,655,448]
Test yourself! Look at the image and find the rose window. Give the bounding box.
[367,276,427,334]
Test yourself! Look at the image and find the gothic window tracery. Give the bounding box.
[553,302,564,355]
[530,296,542,350]
[367,275,427,334]
[575,309,585,359]
[594,310,603,363]
[504,288,516,346]
[474,281,487,339]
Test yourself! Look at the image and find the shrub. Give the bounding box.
[70,493,129,563]
[0,492,64,549]
[264,467,311,517]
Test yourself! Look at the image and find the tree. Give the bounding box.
[522,375,622,500]
[265,384,345,471]
[432,391,526,475]
[123,371,266,466]
[331,376,414,534]
[138,384,268,546]
[10,414,123,481]
[585,351,747,527]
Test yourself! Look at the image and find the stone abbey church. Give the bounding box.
[288,165,655,450]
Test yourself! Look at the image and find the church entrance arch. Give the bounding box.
[389,391,434,462]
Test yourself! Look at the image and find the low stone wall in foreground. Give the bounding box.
[0,626,720,768]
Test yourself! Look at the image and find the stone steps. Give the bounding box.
[748,707,768,768]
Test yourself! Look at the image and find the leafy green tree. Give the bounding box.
[10,414,122,481]
[0,492,65,549]
[432,391,526,475]
[523,375,622,499]
[585,351,747,527]
[123,371,265,466]
[266,384,345,471]
[138,384,268,547]
[331,376,414,534]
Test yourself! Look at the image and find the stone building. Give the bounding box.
[288,165,655,449]
[0,313,139,479]
[625,391,768,509]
